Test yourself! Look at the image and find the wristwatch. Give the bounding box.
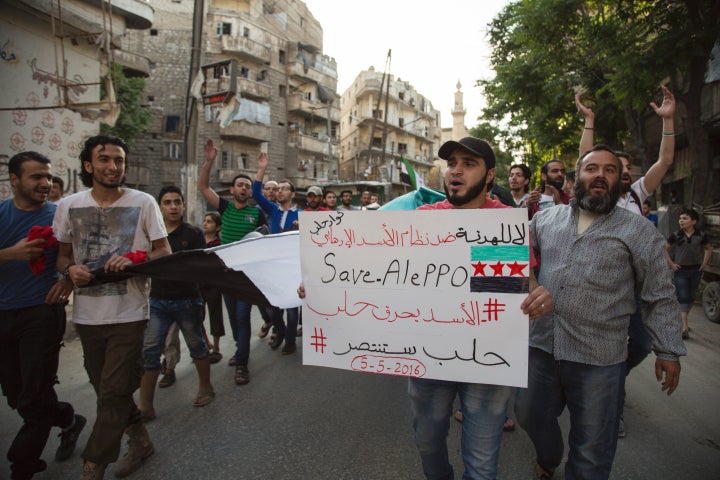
[61,265,71,281]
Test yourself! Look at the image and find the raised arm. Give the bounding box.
[199,139,220,209]
[575,93,594,158]
[642,86,676,194]
[255,151,269,183]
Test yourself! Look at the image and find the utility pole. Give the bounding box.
[366,49,391,179]
[184,0,205,225]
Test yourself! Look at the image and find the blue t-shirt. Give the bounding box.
[0,200,59,310]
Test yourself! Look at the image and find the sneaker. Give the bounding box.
[281,342,297,355]
[618,415,626,438]
[55,414,86,462]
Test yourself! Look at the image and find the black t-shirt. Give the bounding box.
[150,222,205,299]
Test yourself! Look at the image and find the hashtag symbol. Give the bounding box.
[310,327,327,354]
[483,298,506,322]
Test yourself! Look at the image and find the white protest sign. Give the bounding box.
[299,208,530,388]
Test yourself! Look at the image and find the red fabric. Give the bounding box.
[27,226,58,275]
[122,250,148,264]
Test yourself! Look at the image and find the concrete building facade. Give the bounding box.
[339,67,442,199]
[0,0,153,200]
[124,0,339,223]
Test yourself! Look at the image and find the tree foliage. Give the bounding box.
[479,0,720,201]
[100,64,152,146]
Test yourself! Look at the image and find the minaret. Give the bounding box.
[451,80,469,138]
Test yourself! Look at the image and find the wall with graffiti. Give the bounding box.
[0,15,100,201]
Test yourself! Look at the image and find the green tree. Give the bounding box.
[479,0,720,204]
[100,64,152,146]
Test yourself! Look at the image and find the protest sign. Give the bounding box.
[299,208,530,387]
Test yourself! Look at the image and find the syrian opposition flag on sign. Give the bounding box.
[400,156,424,190]
[88,232,303,309]
[469,245,530,294]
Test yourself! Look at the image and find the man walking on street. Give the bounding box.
[138,186,214,421]
[1,151,85,480]
[515,145,685,480]
[54,135,171,479]
[199,139,267,384]
[411,137,550,480]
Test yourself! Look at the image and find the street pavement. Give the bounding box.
[2,306,719,479]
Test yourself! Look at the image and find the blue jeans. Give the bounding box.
[674,268,702,312]
[224,295,252,366]
[144,297,209,370]
[408,378,511,480]
[515,347,625,480]
[269,306,299,345]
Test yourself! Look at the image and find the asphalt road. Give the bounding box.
[2,306,719,479]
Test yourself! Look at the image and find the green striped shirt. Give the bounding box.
[218,198,265,244]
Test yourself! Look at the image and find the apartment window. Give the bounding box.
[279,49,286,64]
[239,153,248,169]
[372,109,383,119]
[398,118,404,128]
[372,137,382,148]
[279,85,286,98]
[399,92,405,100]
[240,67,249,78]
[164,115,181,133]
[164,142,182,160]
[216,22,231,36]
[243,27,250,38]
[221,151,232,169]
[305,92,312,101]
[398,143,408,154]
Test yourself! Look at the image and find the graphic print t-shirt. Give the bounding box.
[53,189,167,325]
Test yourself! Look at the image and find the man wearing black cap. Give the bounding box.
[410,137,550,480]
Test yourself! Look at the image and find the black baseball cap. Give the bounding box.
[438,137,496,169]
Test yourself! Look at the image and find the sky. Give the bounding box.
[302,0,510,129]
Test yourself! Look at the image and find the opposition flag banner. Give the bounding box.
[400,156,417,189]
[299,209,530,387]
[87,232,303,309]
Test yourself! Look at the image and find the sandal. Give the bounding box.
[258,323,272,338]
[158,372,176,388]
[140,410,156,423]
[234,365,250,385]
[192,390,215,407]
[208,351,223,364]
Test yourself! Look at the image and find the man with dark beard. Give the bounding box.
[514,145,685,480]
[576,86,676,438]
[410,137,551,480]
[527,159,571,218]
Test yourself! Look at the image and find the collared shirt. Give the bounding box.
[616,177,650,215]
[530,201,686,366]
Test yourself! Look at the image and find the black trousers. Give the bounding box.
[0,303,74,479]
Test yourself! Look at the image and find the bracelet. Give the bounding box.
[584,127,594,130]
[662,131,675,136]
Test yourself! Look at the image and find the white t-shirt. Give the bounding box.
[53,189,167,325]
[616,177,649,216]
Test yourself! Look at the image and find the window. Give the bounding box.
[164,115,181,133]
[279,85,286,98]
[279,50,286,64]
[240,67,249,78]
[398,143,408,154]
[221,151,232,169]
[216,22,231,36]
[164,142,182,160]
[372,137,382,148]
[147,95,155,102]
[398,118,404,128]
[399,92,405,100]
[305,92,312,101]
[239,153,248,169]
[150,29,158,36]
[372,109,383,119]
[243,27,250,38]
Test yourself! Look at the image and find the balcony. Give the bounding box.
[221,36,271,64]
[288,133,338,157]
[287,93,340,123]
[237,76,271,100]
[285,61,338,91]
[219,120,271,142]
